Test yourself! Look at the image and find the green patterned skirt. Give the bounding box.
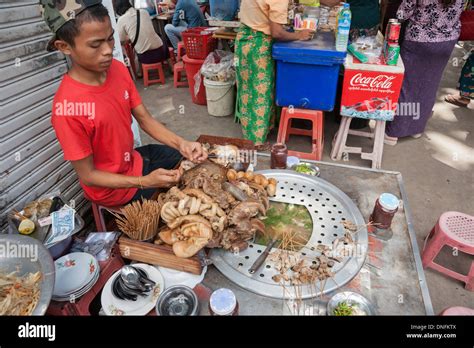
[235,25,275,145]
[459,51,473,100]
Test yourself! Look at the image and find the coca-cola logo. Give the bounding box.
[350,73,395,89]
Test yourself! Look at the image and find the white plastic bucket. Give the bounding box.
[203,78,235,117]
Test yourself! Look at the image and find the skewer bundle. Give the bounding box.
[113,199,162,241]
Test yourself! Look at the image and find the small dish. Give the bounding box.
[291,163,321,177]
[155,285,199,316]
[327,291,376,316]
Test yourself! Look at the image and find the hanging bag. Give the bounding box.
[131,10,141,47]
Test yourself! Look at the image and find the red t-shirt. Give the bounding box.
[51,59,143,207]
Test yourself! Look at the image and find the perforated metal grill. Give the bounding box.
[210,170,368,299]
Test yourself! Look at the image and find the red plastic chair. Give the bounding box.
[91,202,123,232]
[276,107,324,161]
[422,212,474,291]
[142,62,166,87]
[123,42,138,80]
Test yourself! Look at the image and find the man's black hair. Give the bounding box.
[56,4,110,47]
[114,0,133,16]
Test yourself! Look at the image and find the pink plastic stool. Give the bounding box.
[439,306,474,315]
[422,212,474,291]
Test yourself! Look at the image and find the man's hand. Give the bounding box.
[142,168,182,188]
[179,140,208,163]
[297,30,314,41]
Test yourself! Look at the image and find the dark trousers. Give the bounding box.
[137,44,169,65]
[128,144,182,202]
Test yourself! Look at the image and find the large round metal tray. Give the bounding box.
[0,234,55,315]
[210,170,368,300]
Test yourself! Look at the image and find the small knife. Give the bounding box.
[248,238,279,274]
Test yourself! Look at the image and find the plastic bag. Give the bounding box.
[353,36,383,64]
[194,50,235,97]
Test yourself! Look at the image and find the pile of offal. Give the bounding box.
[116,144,278,258]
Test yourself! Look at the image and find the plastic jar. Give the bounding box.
[209,288,239,316]
[271,143,288,169]
[370,193,400,229]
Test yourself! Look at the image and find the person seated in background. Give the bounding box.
[165,0,207,50]
[115,0,169,64]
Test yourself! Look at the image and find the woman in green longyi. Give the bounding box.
[235,0,339,149]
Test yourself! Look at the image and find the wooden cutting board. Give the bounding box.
[118,237,202,275]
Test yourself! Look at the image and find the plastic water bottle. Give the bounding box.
[336,3,351,52]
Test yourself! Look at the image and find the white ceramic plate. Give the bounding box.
[101,264,164,316]
[52,269,100,302]
[157,265,207,289]
[53,252,99,296]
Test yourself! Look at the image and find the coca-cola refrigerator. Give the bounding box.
[341,51,404,121]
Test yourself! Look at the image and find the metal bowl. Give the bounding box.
[155,285,199,316]
[0,234,55,315]
[290,163,321,177]
[327,291,376,316]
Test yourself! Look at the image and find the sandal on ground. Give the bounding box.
[444,95,470,108]
[384,134,398,146]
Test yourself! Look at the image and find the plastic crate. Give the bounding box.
[182,27,217,60]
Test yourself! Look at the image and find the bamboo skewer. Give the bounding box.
[112,199,162,241]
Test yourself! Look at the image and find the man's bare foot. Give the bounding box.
[445,94,470,108]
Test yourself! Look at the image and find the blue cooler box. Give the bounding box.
[273,32,346,111]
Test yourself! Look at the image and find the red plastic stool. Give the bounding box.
[91,202,123,232]
[142,62,165,87]
[276,107,324,161]
[173,61,188,88]
[422,212,474,291]
[46,245,125,315]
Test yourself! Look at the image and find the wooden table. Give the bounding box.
[151,11,175,47]
[212,27,237,51]
[212,27,237,40]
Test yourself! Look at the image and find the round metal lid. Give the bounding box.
[210,170,368,300]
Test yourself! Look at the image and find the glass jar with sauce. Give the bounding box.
[209,288,239,316]
[370,193,400,229]
[271,143,288,169]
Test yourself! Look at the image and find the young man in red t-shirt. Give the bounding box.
[40,0,206,207]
